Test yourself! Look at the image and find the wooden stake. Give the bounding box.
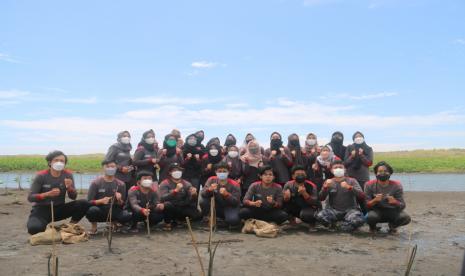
[186,217,206,276]
[145,202,151,237]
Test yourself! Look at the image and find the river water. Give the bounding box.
[0,172,464,191]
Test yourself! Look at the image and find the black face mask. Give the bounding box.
[290,140,300,147]
[295,175,306,183]
[332,136,343,143]
[271,139,282,150]
[376,174,390,182]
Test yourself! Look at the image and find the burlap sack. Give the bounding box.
[241,219,279,238]
[60,223,89,244]
[29,224,62,246]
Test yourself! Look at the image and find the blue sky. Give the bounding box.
[1,0,464,154]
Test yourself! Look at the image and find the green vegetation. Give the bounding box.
[0,149,464,173]
[374,149,465,173]
[0,154,105,173]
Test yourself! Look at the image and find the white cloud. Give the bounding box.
[2,96,464,153]
[62,97,98,104]
[0,90,30,105]
[0,90,30,99]
[191,61,218,69]
[454,39,465,45]
[0,53,20,63]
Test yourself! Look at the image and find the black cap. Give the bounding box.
[136,170,154,181]
[168,163,184,172]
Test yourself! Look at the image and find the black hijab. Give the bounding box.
[137,129,157,152]
[207,143,223,164]
[287,133,305,166]
[329,131,346,160]
[224,134,237,147]
[349,131,371,170]
[270,131,283,151]
[183,133,203,156]
[163,134,177,157]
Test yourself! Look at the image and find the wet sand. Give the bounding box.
[0,190,464,276]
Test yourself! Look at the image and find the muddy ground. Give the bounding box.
[0,190,464,276]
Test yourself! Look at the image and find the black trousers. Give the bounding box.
[163,202,202,223]
[283,202,317,225]
[199,198,241,226]
[27,199,90,235]
[239,207,289,225]
[366,208,411,230]
[132,210,164,226]
[85,205,132,224]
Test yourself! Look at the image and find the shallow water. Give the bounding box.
[0,172,463,191]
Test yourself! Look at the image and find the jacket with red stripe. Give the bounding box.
[364,179,406,210]
[283,180,319,209]
[28,169,76,206]
[201,176,241,207]
[128,186,161,214]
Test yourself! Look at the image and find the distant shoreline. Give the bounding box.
[1,149,464,174]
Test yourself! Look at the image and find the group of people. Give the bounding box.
[26,130,411,236]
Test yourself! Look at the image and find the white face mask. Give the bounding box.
[354,137,364,145]
[333,168,345,178]
[228,151,239,158]
[306,139,317,146]
[104,167,117,176]
[121,136,131,144]
[171,170,183,179]
[216,172,229,180]
[209,149,219,156]
[187,138,197,146]
[145,137,155,145]
[141,179,153,188]
[51,161,65,171]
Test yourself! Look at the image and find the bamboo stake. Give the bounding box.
[146,202,151,237]
[186,217,206,276]
[48,201,58,276]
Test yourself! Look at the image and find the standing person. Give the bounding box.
[239,165,288,225]
[105,130,134,191]
[344,131,373,190]
[194,130,207,154]
[86,160,131,234]
[303,133,320,184]
[158,134,183,182]
[127,171,164,232]
[200,162,241,228]
[181,133,203,190]
[223,145,244,183]
[311,145,339,191]
[264,132,292,186]
[158,163,202,230]
[287,133,306,166]
[223,134,237,151]
[365,161,411,233]
[240,133,265,156]
[200,143,223,187]
[133,129,159,183]
[316,160,365,232]
[240,140,264,199]
[283,165,320,229]
[27,151,89,235]
[171,129,183,149]
[328,131,346,160]
[344,131,373,214]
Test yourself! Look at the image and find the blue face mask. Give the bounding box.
[216,172,228,180]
